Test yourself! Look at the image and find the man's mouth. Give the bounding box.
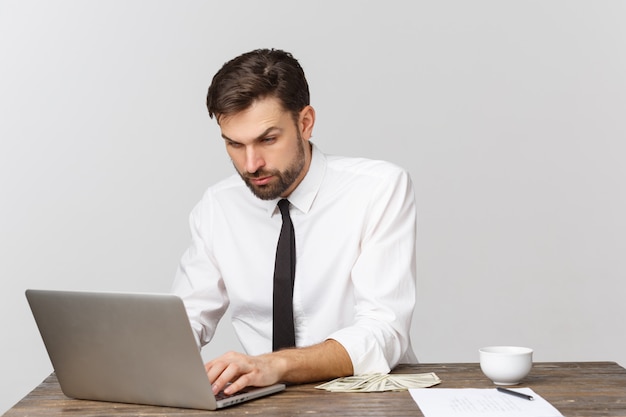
[249,175,273,186]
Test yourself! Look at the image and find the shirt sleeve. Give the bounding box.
[327,167,417,374]
[171,191,229,348]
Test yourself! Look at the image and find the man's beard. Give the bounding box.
[237,135,306,200]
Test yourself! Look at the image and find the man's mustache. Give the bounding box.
[244,169,275,179]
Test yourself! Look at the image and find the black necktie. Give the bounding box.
[272,199,296,351]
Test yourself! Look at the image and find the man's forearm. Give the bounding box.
[272,339,354,383]
[206,339,354,395]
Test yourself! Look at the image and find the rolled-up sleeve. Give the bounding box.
[327,168,417,374]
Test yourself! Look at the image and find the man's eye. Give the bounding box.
[262,137,276,144]
[227,141,243,149]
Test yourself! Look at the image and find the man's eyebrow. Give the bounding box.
[222,127,282,144]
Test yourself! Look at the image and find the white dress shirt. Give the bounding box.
[172,144,417,374]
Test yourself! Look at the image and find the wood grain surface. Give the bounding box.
[4,362,626,416]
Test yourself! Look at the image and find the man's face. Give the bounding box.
[218,97,314,200]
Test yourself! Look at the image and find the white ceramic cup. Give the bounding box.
[479,346,533,385]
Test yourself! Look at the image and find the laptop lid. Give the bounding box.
[25,289,285,410]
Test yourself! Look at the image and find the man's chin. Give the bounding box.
[245,182,283,201]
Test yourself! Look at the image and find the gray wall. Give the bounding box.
[1,0,625,413]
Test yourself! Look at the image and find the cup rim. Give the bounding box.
[479,346,533,355]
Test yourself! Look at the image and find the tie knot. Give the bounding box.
[277,199,290,216]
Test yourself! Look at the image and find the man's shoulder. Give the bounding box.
[191,174,264,219]
[325,153,409,180]
[199,174,249,202]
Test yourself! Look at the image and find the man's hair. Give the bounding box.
[206,49,310,123]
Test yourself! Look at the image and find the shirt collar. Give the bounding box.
[262,142,327,217]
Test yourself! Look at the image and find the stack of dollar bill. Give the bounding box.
[315,372,441,392]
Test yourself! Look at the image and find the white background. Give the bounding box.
[1,1,625,413]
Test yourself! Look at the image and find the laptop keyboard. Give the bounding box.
[215,386,252,401]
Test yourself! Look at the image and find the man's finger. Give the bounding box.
[223,374,250,395]
[210,361,246,394]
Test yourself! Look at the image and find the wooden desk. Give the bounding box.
[4,362,626,416]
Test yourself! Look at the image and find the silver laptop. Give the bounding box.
[25,289,285,410]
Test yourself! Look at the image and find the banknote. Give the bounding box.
[315,372,441,392]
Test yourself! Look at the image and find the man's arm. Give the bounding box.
[205,339,353,395]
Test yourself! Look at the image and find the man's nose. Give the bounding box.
[245,146,265,174]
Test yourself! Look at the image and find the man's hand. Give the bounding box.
[205,351,286,395]
[205,339,353,395]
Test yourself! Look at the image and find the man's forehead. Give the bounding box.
[218,97,291,141]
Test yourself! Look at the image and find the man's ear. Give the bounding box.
[299,105,316,140]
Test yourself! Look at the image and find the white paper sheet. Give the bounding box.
[409,388,563,417]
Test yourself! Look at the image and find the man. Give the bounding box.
[172,49,417,396]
